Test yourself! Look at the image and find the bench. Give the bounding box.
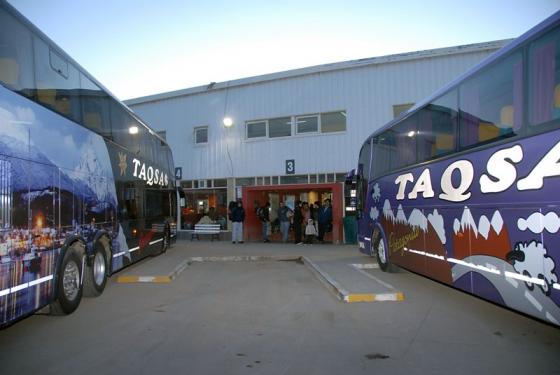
[191,223,221,241]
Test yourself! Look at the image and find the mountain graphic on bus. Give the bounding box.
[452,207,510,261]
[381,199,452,283]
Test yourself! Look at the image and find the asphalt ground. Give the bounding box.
[0,240,559,375]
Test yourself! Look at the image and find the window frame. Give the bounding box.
[295,114,319,134]
[194,126,209,145]
[246,120,268,139]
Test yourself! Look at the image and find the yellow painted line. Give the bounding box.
[345,292,405,303]
[347,294,375,303]
[117,275,171,283]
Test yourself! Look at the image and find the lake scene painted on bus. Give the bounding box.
[0,87,124,324]
[362,129,560,326]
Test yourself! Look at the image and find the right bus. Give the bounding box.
[356,10,560,326]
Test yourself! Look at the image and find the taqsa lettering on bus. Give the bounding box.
[132,158,169,186]
[394,140,560,202]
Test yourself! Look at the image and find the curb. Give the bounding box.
[302,257,404,303]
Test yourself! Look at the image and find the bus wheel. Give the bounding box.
[83,244,108,297]
[372,226,397,273]
[161,225,171,254]
[50,244,83,315]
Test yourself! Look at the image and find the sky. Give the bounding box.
[8,0,560,100]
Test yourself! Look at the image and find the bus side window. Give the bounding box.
[372,134,392,178]
[459,52,522,148]
[80,73,112,139]
[0,8,35,97]
[417,90,458,162]
[529,27,560,127]
[34,36,82,124]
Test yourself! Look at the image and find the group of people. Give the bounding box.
[228,198,333,244]
[257,199,332,245]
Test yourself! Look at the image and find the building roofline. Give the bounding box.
[125,39,512,106]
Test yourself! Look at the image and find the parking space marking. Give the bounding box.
[117,275,171,283]
[115,256,404,305]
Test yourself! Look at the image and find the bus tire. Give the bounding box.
[372,226,397,273]
[50,244,84,315]
[83,243,108,297]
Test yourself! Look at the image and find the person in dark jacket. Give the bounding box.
[293,201,303,244]
[259,202,271,242]
[231,200,245,244]
[317,199,332,243]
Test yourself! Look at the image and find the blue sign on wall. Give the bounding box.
[285,160,295,175]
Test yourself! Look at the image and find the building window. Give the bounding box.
[280,175,308,184]
[321,111,346,133]
[235,177,255,186]
[393,103,414,118]
[246,121,267,139]
[194,126,208,144]
[214,179,227,187]
[296,115,318,134]
[268,117,292,138]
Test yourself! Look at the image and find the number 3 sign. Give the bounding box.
[285,159,295,175]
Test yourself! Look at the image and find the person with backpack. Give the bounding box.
[258,202,271,243]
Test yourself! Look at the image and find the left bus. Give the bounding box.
[0,0,176,327]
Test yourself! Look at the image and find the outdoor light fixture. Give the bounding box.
[223,117,233,127]
[407,130,415,138]
[129,126,139,135]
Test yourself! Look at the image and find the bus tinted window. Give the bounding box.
[529,27,560,127]
[0,9,34,97]
[372,133,394,178]
[358,138,372,181]
[459,53,522,148]
[34,37,82,124]
[111,101,142,155]
[417,90,458,161]
[393,115,417,168]
[80,73,112,138]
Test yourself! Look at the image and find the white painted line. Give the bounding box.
[349,263,379,269]
[351,266,397,291]
[524,290,543,312]
[10,283,29,293]
[546,312,559,325]
[505,271,545,286]
[0,274,54,298]
[28,275,53,287]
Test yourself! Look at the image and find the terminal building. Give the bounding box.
[125,40,510,243]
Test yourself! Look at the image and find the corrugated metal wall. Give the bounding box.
[129,48,500,181]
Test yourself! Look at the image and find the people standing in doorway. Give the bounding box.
[231,200,245,244]
[317,199,332,243]
[293,201,303,245]
[278,201,292,243]
[258,202,271,243]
